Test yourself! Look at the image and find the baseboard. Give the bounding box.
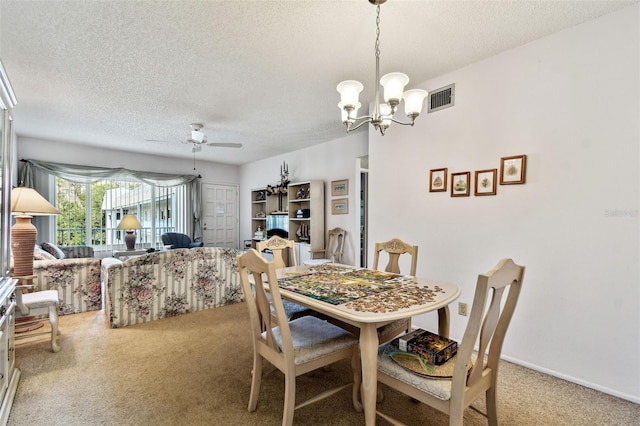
[500,354,640,404]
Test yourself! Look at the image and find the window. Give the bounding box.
[55,177,189,251]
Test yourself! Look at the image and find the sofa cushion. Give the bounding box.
[41,242,66,259]
[34,245,56,261]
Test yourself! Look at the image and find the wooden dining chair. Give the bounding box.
[305,227,347,265]
[256,235,314,320]
[376,258,525,426]
[238,249,362,425]
[256,235,296,269]
[372,238,420,343]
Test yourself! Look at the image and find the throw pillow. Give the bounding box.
[41,242,66,259]
[34,245,56,261]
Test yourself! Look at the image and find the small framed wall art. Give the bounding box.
[331,198,349,214]
[429,168,448,192]
[331,179,349,196]
[500,154,527,185]
[474,169,497,196]
[451,171,471,197]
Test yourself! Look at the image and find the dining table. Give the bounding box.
[273,263,460,426]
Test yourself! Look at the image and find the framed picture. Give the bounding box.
[331,179,349,196]
[474,169,497,196]
[450,171,470,197]
[500,154,527,185]
[331,198,349,214]
[429,168,448,192]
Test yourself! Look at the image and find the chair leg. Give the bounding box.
[48,304,60,353]
[248,355,262,412]
[351,349,363,412]
[282,372,296,426]
[486,387,498,426]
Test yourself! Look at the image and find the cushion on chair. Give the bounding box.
[268,315,359,364]
[22,289,59,308]
[41,242,66,259]
[377,341,480,401]
[303,258,333,266]
[34,245,56,261]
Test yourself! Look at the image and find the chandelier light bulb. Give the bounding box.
[379,103,392,128]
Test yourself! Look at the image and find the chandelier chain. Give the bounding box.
[375,4,381,60]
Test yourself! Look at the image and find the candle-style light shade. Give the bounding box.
[10,187,61,277]
[336,80,364,109]
[117,214,142,251]
[403,89,428,117]
[380,72,409,105]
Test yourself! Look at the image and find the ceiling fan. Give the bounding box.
[147,123,243,153]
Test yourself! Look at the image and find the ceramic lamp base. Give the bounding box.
[11,215,37,277]
[125,231,136,250]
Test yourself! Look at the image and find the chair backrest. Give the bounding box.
[324,227,347,263]
[453,258,525,394]
[161,232,192,249]
[372,238,418,276]
[238,249,293,357]
[255,235,296,269]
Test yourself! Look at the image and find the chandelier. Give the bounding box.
[337,0,427,136]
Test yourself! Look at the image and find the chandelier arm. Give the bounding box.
[346,118,375,132]
[389,117,417,126]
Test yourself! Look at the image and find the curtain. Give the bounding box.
[19,159,202,240]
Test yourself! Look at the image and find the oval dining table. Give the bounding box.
[273,264,461,426]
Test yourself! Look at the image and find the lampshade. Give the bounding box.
[403,89,429,117]
[117,214,142,230]
[10,187,60,277]
[117,214,142,251]
[379,104,392,129]
[11,187,61,216]
[380,72,409,104]
[336,80,364,108]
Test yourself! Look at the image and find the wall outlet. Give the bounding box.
[458,302,468,316]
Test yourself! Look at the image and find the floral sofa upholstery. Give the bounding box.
[31,256,102,315]
[103,247,243,328]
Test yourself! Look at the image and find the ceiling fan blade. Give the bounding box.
[145,139,173,143]
[206,142,243,148]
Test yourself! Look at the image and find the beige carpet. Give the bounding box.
[8,303,640,425]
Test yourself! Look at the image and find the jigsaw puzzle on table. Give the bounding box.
[278,272,400,305]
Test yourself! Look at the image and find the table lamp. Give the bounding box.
[11,187,61,277]
[117,214,142,250]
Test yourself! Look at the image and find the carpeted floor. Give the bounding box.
[8,303,640,425]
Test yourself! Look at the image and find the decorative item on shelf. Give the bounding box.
[296,188,306,199]
[255,211,266,218]
[256,190,266,201]
[296,223,310,243]
[336,0,427,136]
[254,226,264,239]
[280,161,290,187]
[117,214,143,250]
[10,187,61,277]
[295,209,310,218]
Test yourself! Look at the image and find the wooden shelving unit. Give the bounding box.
[288,180,324,257]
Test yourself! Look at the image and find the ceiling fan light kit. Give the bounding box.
[337,0,428,135]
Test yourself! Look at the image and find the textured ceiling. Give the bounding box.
[0,0,635,165]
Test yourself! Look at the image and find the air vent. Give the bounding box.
[428,83,455,113]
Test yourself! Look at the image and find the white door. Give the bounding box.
[202,183,238,249]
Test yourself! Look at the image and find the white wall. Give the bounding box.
[239,131,368,265]
[369,5,639,401]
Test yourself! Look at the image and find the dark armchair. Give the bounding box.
[161,232,204,249]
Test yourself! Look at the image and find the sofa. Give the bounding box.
[102,247,243,328]
[31,244,102,315]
